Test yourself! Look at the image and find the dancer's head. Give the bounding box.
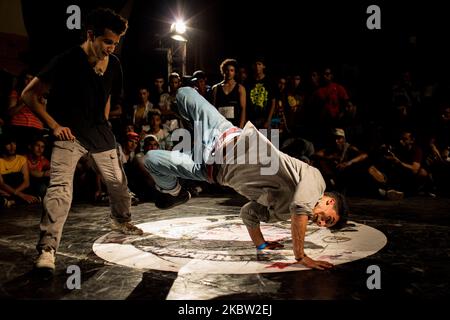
[311,191,348,229]
[84,8,128,60]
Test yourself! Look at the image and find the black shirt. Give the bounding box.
[246,77,274,126]
[38,46,122,152]
[213,82,241,126]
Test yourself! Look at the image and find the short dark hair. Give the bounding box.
[147,109,162,122]
[86,8,128,38]
[0,134,16,155]
[220,59,238,76]
[254,56,265,65]
[30,136,47,146]
[169,72,181,81]
[324,191,349,229]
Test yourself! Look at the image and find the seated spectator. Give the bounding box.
[314,128,369,193]
[117,131,140,204]
[369,130,433,199]
[146,110,172,150]
[118,131,140,166]
[0,135,40,204]
[140,134,160,155]
[27,137,50,198]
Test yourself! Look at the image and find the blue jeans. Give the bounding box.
[144,87,234,191]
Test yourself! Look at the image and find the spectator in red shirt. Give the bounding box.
[27,137,51,198]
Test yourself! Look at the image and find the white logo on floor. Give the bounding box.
[93,215,387,274]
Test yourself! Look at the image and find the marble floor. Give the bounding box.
[0,192,449,300]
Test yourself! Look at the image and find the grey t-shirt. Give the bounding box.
[216,122,325,218]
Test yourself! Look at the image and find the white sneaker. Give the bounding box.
[35,248,55,271]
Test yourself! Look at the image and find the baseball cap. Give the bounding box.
[143,134,159,142]
[192,70,206,81]
[333,128,346,138]
[127,131,140,142]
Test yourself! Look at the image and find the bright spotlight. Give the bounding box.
[174,21,186,34]
[170,20,188,42]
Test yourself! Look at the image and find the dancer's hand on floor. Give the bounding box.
[296,256,334,270]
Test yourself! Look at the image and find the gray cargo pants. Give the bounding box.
[37,140,131,252]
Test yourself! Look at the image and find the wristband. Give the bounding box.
[256,242,268,250]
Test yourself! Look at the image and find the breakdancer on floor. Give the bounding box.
[144,86,348,270]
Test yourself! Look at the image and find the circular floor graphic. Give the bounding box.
[93,215,387,274]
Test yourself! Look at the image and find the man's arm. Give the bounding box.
[21,77,75,141]
[291,214,333,270]
[396,159,421,174]
[290,167,334,270]
[337,147,368,170]
[291,214,308,259]
[385,152,420,174]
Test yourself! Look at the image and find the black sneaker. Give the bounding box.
[155,188,191,209]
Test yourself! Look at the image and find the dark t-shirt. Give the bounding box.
[213,82,241,126]
[38,46,122,152]
[397,145,423,165]
[246,77,274,125]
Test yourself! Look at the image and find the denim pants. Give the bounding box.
[37,140,131,251]
[144,87,235,191]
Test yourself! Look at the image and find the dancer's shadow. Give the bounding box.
[125,270,178,300]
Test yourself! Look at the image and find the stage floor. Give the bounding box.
[0,193,449,300]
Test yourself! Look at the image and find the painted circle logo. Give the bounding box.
[93,215,387,274]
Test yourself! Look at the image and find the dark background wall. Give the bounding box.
[18,0,450,110]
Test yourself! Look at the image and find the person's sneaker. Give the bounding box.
[155,188,191,210]
[427,192,437,198]
[111,220,144,235]
[35,248,55,271]
[3,198,15,208]
[378,188,387,198]
[386,189,404,200]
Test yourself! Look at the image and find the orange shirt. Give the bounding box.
[0,155,27,175]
